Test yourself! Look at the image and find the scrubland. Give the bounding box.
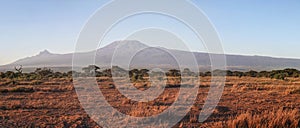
[0,76,299,127]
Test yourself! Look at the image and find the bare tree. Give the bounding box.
[14,65,23,74]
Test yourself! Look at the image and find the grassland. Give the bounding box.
[0,76,299,127]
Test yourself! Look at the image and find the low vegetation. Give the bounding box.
[0,86,34,93]
[0,65,299,127]
[1,65,300,85]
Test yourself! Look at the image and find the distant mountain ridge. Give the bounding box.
[1,40,300,72]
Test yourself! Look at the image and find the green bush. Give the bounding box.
[273,73,287,80]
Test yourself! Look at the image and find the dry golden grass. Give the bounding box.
[226,109,300,128]
[0,76,299,127]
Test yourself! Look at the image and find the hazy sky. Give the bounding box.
[0,0,300,65]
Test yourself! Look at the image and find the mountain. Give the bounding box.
[1,40,300,72]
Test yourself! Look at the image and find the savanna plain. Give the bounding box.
[0,69,299,128]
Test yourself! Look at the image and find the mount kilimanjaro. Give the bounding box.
[1,40,300,72]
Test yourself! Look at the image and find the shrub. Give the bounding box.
[0,80,12,86]
[0,72,4,78]
[29,80,43,85]
[273,73,287,80]
[10,86,34,92]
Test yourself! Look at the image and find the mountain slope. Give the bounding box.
[1,40,300,72]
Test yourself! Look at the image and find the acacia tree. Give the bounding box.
[167,69,180,77]
[129,69,149,82]
[232,71,244,77]
[82,65,100,76]
[245,70,258,77]
[35,68,54,79]
[15,65,22,72]
[102,69,112,77]
[12,65,24,83]
[283,68,300,77]
[204,71,211,77]
[140,69,150,77]
[273,73,287,80]
[258,71,269,77]
[182,68,194,76]
[0,72,4,79]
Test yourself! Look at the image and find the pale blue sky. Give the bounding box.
[0,0,300,65]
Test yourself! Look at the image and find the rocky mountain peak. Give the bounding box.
[38,50,52,56]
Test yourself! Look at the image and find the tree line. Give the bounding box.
[1,65,299,81]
